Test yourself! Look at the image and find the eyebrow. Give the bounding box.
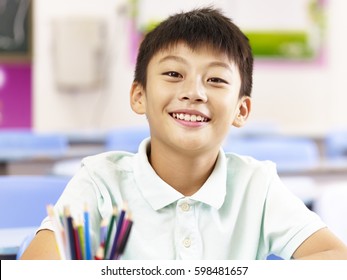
[158,55,187,65]
[158,55,233,73]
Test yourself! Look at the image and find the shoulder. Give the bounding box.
[224,152,277,179]
[223,152,279,201]
[64,151,137,216]
[81,150,135,174]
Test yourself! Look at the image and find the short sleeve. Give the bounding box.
[260,172,326,259]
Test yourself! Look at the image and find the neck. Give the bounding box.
[148,140,219,196]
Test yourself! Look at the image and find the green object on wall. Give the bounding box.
[245,31,314,59]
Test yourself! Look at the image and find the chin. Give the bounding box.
[174,138,213,153]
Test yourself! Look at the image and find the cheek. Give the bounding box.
[212,96,239,123]
[145,85,170,114]
[212,92,237,109]
[149,80,177,100]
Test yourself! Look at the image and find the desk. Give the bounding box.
[0,143,104,175]
[0,129,106,175]
[279,160,347,211]
[0,227,36,260]
[279,159,347,190]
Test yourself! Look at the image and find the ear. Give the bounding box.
[232,96,252,128]
[130,82,146,115]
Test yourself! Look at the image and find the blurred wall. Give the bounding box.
[33,0,347,136]
[34,0,141,133]
[250,0,347,136]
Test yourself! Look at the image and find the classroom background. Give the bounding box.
[1,0,347,260]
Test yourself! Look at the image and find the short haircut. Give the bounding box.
[134,6,254,97]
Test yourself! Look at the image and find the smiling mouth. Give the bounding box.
[170,113,210,122]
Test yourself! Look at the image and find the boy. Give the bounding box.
[22,7,347,260]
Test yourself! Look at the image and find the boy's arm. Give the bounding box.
[20,230,61,260]
[292,227,347,259]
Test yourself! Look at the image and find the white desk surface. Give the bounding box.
[0,227,37,255]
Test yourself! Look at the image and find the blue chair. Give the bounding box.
[223,136,320,173]
[0,175,69,229]
[324,129,347,160]
[0,175,69,259]
[0,130,68,160]
[226,121,280,139]
[105,126,150,153]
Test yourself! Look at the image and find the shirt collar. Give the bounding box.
[190,150,227,209]
[133,138,227,211]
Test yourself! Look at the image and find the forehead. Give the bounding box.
[149,42,234,66]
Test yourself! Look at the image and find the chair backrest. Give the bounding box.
[225,121,280,139]
[105,126,150,153]
[0,175,69,228]
[223,136,320,173]
[325,130,347,159]
[0,130,68,160]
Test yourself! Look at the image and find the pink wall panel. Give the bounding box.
[0,64,32,129]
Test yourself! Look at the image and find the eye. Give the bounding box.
[162,71,183,79]
[207,77,228,84]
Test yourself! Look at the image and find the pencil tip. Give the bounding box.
[126,211,133,220]
[64,205,71,216]
[113,205,118,215]
[46,205,54,216]
[122,201,128,210]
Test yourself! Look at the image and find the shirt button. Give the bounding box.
[181,202,190,212]
[183,238,191,248]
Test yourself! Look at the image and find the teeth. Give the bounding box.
[172,113,207,122]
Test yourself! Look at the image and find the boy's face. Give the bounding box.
[131,42,251,154]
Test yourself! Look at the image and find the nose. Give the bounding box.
[179,78,208,103]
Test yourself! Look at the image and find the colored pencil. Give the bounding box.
[104,206,118,259]
[117,214,130,248]
[109,204,127,260]
[94,218,107,261]
[83,203,92,260]
[46,203,133,260]
[115,214,133,260]
[73,221,83,260]
[46,205,66,260]
[94,244,104,260]
[64,206,77,260]
[76,217,85,260]
[99,218,108,247]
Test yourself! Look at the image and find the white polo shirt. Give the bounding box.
[39,138,325,259]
